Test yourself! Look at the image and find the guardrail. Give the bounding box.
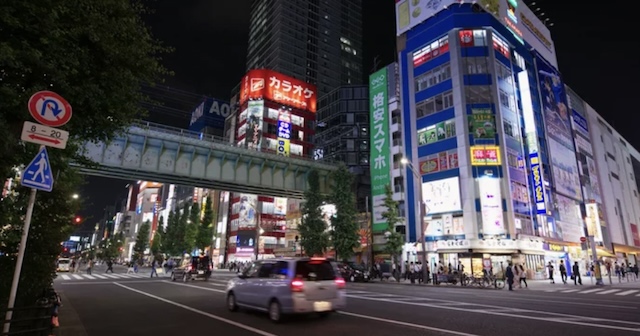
[131,120,339,166]
[0,305,53,336]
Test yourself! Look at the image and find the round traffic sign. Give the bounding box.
[28,91,73,127]
[580,237,587,243]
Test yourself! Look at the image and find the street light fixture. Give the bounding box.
[72,194,79,199]
[401,157,429,284]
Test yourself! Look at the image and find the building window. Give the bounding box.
[415,64,451,92]
[416,90,454,119]
[412,35,449,68]
[417,118,456,146]
[465,85,492,104]
[503,119,519,139]
[495,62,513,86]
[463,57,490,74]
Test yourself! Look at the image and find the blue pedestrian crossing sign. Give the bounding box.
[21,146,54,192]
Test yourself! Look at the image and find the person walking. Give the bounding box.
[86,259,93,275]
[547,261,555,284]
[572,262,582,285]
[150,260,158,278]
[518,264,528,288]
[559,261,568,284]
[505,262,515,291]
[106,259,114,273]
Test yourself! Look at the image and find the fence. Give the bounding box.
[0,304,53,336]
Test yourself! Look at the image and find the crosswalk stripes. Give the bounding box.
[579,288,603,294]
[56,273,153,281]
[615,290,638,296]
[596,289,620,295]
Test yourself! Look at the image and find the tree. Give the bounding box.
[0,0,168,305]
[298,170,330,256]
[196,196,216,252]
[381,184,404,281]
[183,202,199,254]
[164,210,178,255]
[133,221,151,264]
[150,230,162,257]
[330,165,360,261]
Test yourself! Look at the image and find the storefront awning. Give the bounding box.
[613,244,640,255]
[595,249,616,258]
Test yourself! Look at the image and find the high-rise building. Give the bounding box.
[246,0,363,97]
[386,1,640,278]
[315,85,371,212]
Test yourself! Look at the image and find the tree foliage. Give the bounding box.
[382,184,404,278]
[298,170,330,257]
[133,220,151,264]
[196,196,216,252]
[330,165,360,261]
[164,210,178,255]
[0,0,168,305]
[183,202,199,254]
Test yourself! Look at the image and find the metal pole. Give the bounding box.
[588,236,604,285]
[405,160,429,285]
[3,188,37,334]
[365,196,373,269]
[254,214,261,261]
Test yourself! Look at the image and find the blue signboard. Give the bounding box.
[21,146,54,192]
[529,152,546,214]
[188,97,232,132]
[571,110,589,135]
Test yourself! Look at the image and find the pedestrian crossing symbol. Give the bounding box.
[21,146,54,192]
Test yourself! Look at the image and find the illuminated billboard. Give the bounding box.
[246,100,263,151]
[422,177,462,215]
[395,0,557,67]
[478,177,505,236]
[189,97,232,131]
[470,146,501,166]
[277,109,291,157]
[239,69,317,113]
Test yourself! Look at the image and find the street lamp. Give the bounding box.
[401,157,429,284]
[72,194,79,200]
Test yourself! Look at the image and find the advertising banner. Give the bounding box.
[419,149,458,175]
[583,156,602,203]
[470,146,501,166]
[554,193,582,225]
[468,108,496,139]
[422,177,462,215]
[536,57,573,150]
[574,134,593,157]
[238,194,258,230]
[395,0,557,67]
[425,216,464,238]
[418,120,455,145]
[246,100,264,151]
[585,203,603,242]
[369,68,391,232]
[239,69,317,112]
[548,137,582,201]
[478,177,505,236]
[571,110,589,137]
[189,97,232,132]
[277,109,291,157]
[529,152,546,214]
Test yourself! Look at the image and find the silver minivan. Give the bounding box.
[226,257,346,322]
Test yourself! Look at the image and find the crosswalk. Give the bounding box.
[56,273,153,281]
[541,287,640,296]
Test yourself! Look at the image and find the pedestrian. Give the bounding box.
[547,261,555,284]
[572,262,582,285]
[518,264,528,288]
[86,259,93,275]
[513,263,521,289]
[559,261,567,284]
[106,259,114,273]
[150,259,158,278]
[505,262,515,291]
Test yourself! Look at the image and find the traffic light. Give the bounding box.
[74,216,81,224]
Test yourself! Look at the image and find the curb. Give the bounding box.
[55,290,88,336]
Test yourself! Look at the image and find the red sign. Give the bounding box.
[239,69,317,113]
[631,224,640,247]
[459,30,474,47]
[580,237,587,243]
[28,91,72,127]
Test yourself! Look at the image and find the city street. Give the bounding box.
[53,270,640,336]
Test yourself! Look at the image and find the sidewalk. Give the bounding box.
[54,290,88,336]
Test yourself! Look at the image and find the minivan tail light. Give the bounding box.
[291,279,304,292]
[335,277,346,289]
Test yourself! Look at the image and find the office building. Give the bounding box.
[245,0,363,96]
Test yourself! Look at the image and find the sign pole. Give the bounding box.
[3,187,38,334]
[589,236,604,285]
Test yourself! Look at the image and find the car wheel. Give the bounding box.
[171,273,176,281]
[350,275,355,282]
[268,300,282,323]
[227,292,238,312]
[182,273,188,283]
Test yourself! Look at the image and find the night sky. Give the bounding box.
[78,1,638,233]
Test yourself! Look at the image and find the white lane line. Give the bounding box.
[493,296,633,309]
[102,274,120,279]
[60,280,164,285]
[164,281,226,293]
[92,274,107,279]
[596,289,620,295]
[60,275,71,280]
[113,283,275,336]
[560,289,579,293]
[72,275,83,280]
[616,290,638,296]
[84,275,96,280]
[579,288,604,294]
[339,311,480,336]
[346,295,640,331]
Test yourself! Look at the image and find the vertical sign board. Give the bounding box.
[277,109,291,157]
[369,68,390,233]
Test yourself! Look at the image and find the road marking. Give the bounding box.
[616,290,638,296]
[72,275,83,280]
[210,283,226,287]
[560,289,579,293]
[596,289,620,295]
[494,296,634,309]
[163,281,226,293]
[339,311,480,336]
[60,280,164,285]
[102,274,120,279]
[91,274,107,279]
[579,288,604,294]
[345,294,640,331]
[60,275,70,280]
[113,283,275,336]
[84,275,96,279]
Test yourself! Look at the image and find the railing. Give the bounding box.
[0,305,53,336]
[128,120,339,165]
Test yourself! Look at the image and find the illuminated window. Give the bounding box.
[473,30,487,47]
[412,35,450,68]
[492,34,511,58]
[416,90,454,119]
[415,64,451,92]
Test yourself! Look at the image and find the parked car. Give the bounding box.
[339,262,370,282]
[226,257,346,323]
[170,255,212,282]
[56,258,71,272]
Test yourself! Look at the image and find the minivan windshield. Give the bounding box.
[58,259,70,264]
[295,260,335,281]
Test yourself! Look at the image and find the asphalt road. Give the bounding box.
[54,272,640,336]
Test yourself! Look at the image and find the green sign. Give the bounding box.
[468,108,496,139]
[418,120,456,145]
[369,68,390,233]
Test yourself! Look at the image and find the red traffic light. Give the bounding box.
[74,216,81,224]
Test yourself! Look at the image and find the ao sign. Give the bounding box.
[208,99,231,118]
